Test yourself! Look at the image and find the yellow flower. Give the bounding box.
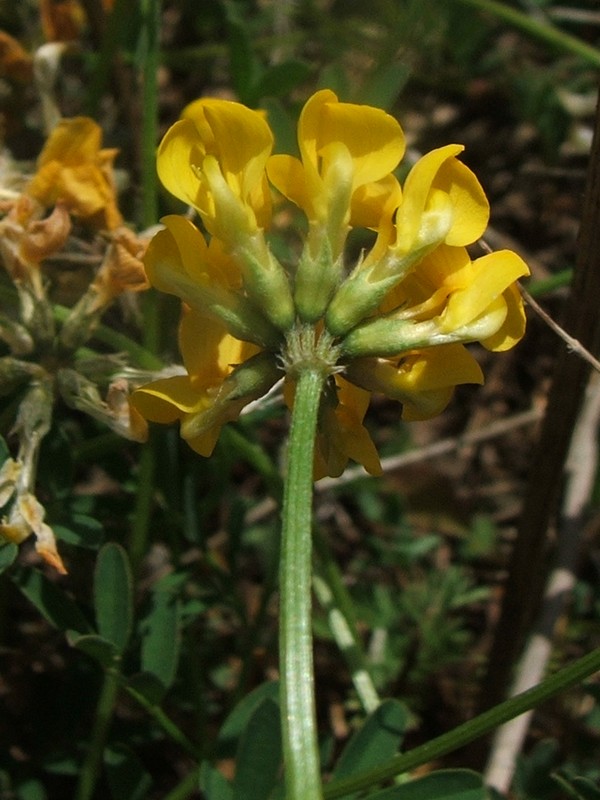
[158,99,274,242]
[133,90,528,479]
[131,308,280,456]
[27,117,123,230]
[345,344,484,422]
[142,215,280,348]
[325,146,490,336]
[157,100,294,331]
[314,379,382,479]
[267,89,405,249]
[341,245,529,358]
[267,90,404,320]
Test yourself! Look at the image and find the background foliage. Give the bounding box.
[1,1,600,798]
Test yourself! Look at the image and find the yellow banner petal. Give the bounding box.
[319,102,405,187]
[157,118,206,209]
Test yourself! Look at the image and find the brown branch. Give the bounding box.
[521,285,600,373]
[474,85,600,731]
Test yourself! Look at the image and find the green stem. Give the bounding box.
[323,645,600,798]
[139,0,160,230]
[280,366,326,800]
[125,685,200,758]
[52,301,164,370]
[128,434,156,574]
[75,663,121,800]
[454,0,600,67]
[161,767,201,800]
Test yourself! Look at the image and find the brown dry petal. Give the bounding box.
[0,30,33,81]
[0,458,20,507]
[0,197,71,286]
[18,493,67,574]
[27,118,124,231]
[106,378,149,442]
[19,201,72,262]
[92,227,150,303]
[40,0,86,42]
[0,518,30,545]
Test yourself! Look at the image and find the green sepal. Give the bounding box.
[180,351,282,441]
[234,234,295,333]
[294,230,344,323]
[340,316,437,358]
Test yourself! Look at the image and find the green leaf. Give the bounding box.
[198,761,233,800]
[53,516,104,549]
[255,61,312,101]
[369,770,487,799]
[551,773,600,800]
[125,671,167,705]
[260,98,298,157]
[140,586,181,694]
[223,0,262,105]
[218,681,280,758]
[232,698,282,800]
[332,700,409,790]
[0,543,18,573]
[15,778,46,800]
[105,744,153,800]
[94,543,133,654]
[360,62,411,110]
[69,633,120,669]
[317,63,351,100]
[10,565,92,635]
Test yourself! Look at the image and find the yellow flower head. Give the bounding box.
[157,98,274,244]
[134,91,528,478]
[27,117,123,230]
[267,89,405,249]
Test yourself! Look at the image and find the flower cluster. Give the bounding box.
[0,117,152,572]
[133,90,528,479]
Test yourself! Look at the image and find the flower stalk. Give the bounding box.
[279,361,327,800]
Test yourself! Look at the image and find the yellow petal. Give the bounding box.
[346,344,483,420]
[268,153,317,216]
[131,376,207,421]
[145,215,241,295]
[36,117,102,166]
[200,100,273,193]
[482,284,527,351]
[179,308,259,386]
[180,98,274,228]
[157,118,206,209]
[396,144,489,250]
[26,117,122,229]
[351,174,402,229]
[296,89,337,169]
[313,378,381,479]
[441,250,529,331]
[319,101,405,187]
[433,158,489,246]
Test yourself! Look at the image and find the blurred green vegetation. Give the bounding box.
[1,1,600,798]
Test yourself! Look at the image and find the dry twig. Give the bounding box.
[484,369,600,794]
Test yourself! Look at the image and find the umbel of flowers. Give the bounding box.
[132,90,528,477]
[0,117,153,572]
